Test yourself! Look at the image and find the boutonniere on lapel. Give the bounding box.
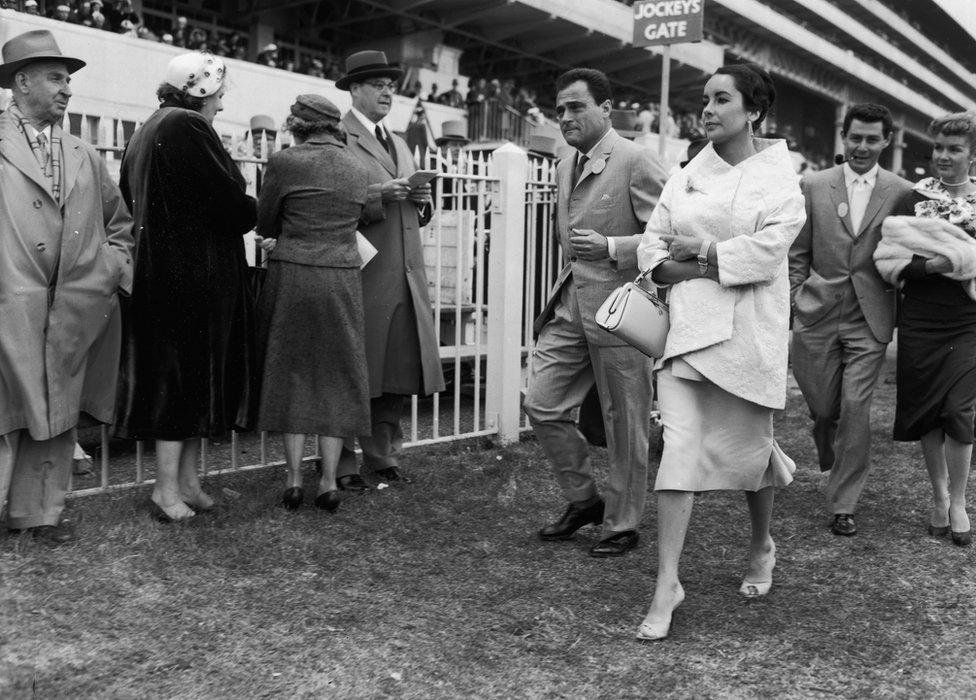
[590,157,606,175]
[837,202,849,219]
[685,176,703,194]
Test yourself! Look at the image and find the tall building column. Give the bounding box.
[891,125,905,177]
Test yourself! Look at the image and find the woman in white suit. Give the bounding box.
[635,63,806,640]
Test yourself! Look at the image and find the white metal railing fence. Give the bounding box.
[69,137,551,497]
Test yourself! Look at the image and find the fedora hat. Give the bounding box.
[435,120,468,146]
[249,114,277,133]
[0,30,85,88]
[610,108,641,140]
[526,134,556,157]
[335,50,403,90]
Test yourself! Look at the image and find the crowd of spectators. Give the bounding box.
[2,0,701,142]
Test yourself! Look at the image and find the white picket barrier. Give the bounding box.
[67,135,558,497]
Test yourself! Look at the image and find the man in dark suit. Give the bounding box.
[335,51,445,489]
[525,68,667,558]
[789,103,913,536]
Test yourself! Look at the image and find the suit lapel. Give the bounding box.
[343,112,396,177]
[59,126,84,204]
[857,171,892,235]
[574,129,617,191]
[828,166,855,238]
[0,114,56,202]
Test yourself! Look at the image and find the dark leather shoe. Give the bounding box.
[831,513,857,536]
[952,529,972,547]
[17,524,76,546]
[589,530,639,558]
[281,487,304,511]
[375,467,411,484]
[538,498,605,541]
[315,490,341,512]
[337,474,370,491]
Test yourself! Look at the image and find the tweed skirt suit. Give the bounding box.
[254,134,371,436]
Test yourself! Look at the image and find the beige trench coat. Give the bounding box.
[0,111,134,441]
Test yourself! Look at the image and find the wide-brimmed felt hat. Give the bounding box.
[335,50,403,90]
[0,29,85,88]
[435,120,468,146]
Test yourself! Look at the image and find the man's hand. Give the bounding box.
[408,182,431,205]
[254,235,277,253]
[925,254,953,274]
[569,228,609,260]
[381,178,412,202]
[659,233,702,262]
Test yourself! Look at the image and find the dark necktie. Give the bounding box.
[574,154,588,186]
[375,124,397,165]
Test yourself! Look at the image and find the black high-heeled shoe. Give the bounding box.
[281,487,304,511]
[315,490,340,512]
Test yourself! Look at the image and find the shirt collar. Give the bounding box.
[843,162,879,188]
[24,122,53,143]
[583,128,614,161]
[350,106,388,135]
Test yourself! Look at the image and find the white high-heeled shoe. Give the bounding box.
[636,587,685,641]
[740,543,776,598]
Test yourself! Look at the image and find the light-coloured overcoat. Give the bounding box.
[0,110,134,441]
[340,111,444,397]
[638,139,806,409]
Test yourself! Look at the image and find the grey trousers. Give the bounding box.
[792,301,888,514]
[524,288,654,536]
[338,393,405,477]
[1,428,75,529]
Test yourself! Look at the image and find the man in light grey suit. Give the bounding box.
[525,68,666,558]
[789,103,912,537]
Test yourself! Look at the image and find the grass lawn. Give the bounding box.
[2,358,976,698]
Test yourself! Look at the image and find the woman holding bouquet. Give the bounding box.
[876,112,976,546]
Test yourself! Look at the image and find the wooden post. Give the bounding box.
[486,142,528,445]
[658,45,671,159]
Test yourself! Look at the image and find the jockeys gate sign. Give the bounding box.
[632,0,705,46]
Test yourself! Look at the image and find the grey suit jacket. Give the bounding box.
[534,129,667,345]
[789,164,913,343]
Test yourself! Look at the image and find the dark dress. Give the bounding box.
[115,102,258,440]
[254,134,371,436]
[894,183,976,443]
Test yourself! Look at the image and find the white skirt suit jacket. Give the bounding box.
[637,139,806,410]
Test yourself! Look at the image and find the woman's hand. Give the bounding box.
[659,233,702,262]
[925,254,953,274]
[254,235,277,253]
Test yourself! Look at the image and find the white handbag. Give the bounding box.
[594,270,669,358]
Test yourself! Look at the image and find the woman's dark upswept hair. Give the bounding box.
[712,62,776,131]
[156,83,208,112]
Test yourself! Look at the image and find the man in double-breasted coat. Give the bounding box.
[0,30,134,544]
[335,50,445,488]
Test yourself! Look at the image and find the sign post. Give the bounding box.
[633,0,705,157]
